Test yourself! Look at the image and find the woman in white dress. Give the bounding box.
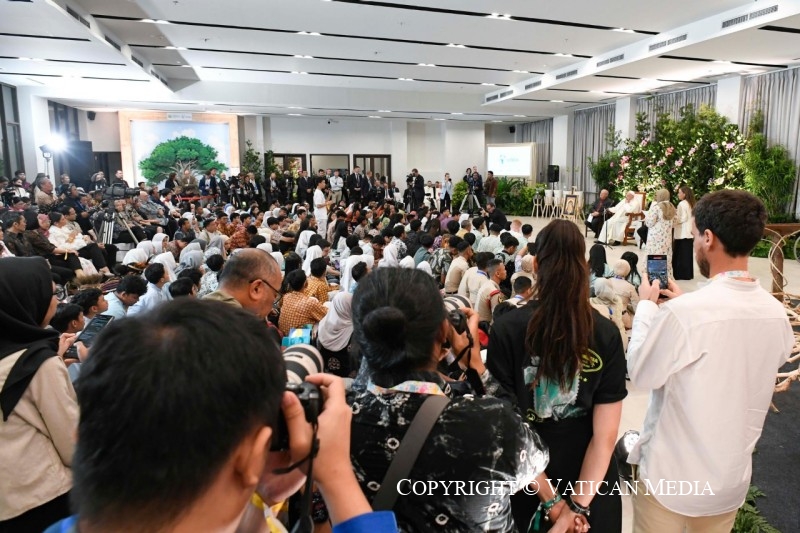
[644,188,677,277]
[672,186,695,280]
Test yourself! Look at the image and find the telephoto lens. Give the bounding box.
[284,344,324,384]
[270,344,325,451]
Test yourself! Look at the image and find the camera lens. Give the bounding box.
[283,344,324,384]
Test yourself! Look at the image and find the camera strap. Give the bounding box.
[372,394,450,511]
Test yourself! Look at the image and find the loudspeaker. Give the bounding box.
[509,125,516,134]
[87,111,96,121]
[547,164,560,183]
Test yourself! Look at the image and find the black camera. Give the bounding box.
[101,183,139,200]
[270,381,321,451]
[447,309,467,335]
[270,344,325,451]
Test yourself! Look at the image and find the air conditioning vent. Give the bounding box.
[104,36,121,51]
[597,54,624,67]
[723,5,777,29]
[555,69,578,80]
[649,33,687,52]
[66,5,90,28]
[524,80,542,90]
[499,90,513,98]
[485,94,499,102]
[132,56,144,67]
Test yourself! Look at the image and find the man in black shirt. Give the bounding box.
[485,202,508,230]
[586,189,615,238]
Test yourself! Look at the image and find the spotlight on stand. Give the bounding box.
[39,134,66,178]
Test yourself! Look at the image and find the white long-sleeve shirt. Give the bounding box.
[674,199,692,239]
[48,224,89,251]
[627,277,793,516]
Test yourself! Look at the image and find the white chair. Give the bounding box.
[531,191,544,217]
[543,189,555,218]
[552,190,563,218]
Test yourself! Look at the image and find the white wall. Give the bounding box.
[407,121,444,178]
[16,87,51,178]
[80,111,121,152]
[485,123,516,144]
[716,75,743,125]
[444,121,485,180]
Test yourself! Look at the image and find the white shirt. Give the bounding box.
[627,277,793,516]
[476,235,502,255]
[128,283,167,316]
[48,224,89,251]
[674,199,692,239]
[330,176,343,191]
[313,189,327,222]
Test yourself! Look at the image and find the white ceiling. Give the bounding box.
[0,0,798,122]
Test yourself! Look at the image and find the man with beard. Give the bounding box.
[627,190,793,533]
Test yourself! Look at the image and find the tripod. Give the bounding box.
[98,210,139,246]
[459,187,482,215]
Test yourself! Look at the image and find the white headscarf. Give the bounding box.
[271,252,285,271]
[179,241,203,263]
[257,242,273,254]
[317,292,353,353]
[340,255,370,293]
[152,251,178,281]
[136,240,156,260]
[303,245,323,275]
[378,242,399,268]
[399,256,415,269]
[296,230,315,259]
[152,233,169,254]
[122,248,148,265]
[176,250,204,275]
[416,261,433,276]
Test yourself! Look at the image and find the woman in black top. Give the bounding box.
[488,219,627,532]
[348,268,552,532]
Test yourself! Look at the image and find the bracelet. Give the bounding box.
[531,493,561,530]
[567,496,591,518]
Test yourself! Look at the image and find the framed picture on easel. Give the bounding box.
[563,194,578,217]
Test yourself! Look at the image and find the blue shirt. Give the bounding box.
[102,292,127,320]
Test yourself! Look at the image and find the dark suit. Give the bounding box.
[347,173,364,203]
[297,176,311,204]
[488,207,508,230]
[586,197,615,238]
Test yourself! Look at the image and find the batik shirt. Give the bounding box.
[347,371,548,532]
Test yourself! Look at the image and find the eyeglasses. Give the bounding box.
[54,285,67,301]
[253,277,281,297]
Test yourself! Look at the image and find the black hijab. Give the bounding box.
[0,256,59,420]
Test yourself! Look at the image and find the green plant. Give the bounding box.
[451,181,467,211]
[732,485,781,533]
[588,125,623,197]
[495,177,536,215]
[264,150,280,179]
[240,140,264,180]
[743,111,798,222]
[138,136,227,185]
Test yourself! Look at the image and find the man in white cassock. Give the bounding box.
[598,190,641,244]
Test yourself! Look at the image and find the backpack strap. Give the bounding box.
[372,395,450,511]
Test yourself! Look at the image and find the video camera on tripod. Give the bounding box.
[101,182,140,201]
[94,184,141,245]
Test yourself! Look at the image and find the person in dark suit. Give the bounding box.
[347,166,364,203]
[485,202,508,230]
[297,170,312,205]
[411,169,425,210]
[585,189,615,239]
[359,172,372,202]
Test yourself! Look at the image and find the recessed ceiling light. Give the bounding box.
[514,115,526,117]
[434,118,446,121]
[164,46,187,50]
[180,64,192,68]
[378,110,391,112]
[612,28,635,33]
[142,18,171,24]
[481,83,496,86]
[288,113,303,116]
[713,60,734,65]
[294,55,313,59]
[551,100,564,103]
[492,120,503,123]
[451,112,463,115]
[446,43,467,48]
[512,70,529,74]
[297,31,321,36]
[555,53,573,57]
[368,115,381,118]
[291,71,309,75]
[398,77,414,81]
[417,63,436,67]
[486,13,512,20]
[289,106,304,109]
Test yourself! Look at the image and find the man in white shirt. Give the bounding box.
[103,275,148,319]
[627,190,793,532]
[458,251,494,307]
[128,263,169,316]
[598,190,641,244]
[329,169,344,207]
[476,223,504,255]
[313,179,330,237]
[443,240,472,294]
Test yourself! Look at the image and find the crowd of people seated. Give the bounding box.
[0,163,792,533]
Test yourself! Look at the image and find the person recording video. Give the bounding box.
[44,300,397,533]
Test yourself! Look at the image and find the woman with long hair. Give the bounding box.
[644,188,677,278]
[620,251,642,290]
[588,243,612,296]
[672,185,696,280]
[488,219,627,532]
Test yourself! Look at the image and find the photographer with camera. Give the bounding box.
[347,268,550,532]
[44,300,397,533]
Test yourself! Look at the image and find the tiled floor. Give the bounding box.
[513,215,799,532]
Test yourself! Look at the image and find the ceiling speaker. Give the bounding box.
[87,111,96,121]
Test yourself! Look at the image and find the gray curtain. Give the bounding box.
[740,68,800,215]
[638,85,717,133]
[572,104,616,193]
[517,119,552,184]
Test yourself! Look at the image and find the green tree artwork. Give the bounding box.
[138,136,227,184]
